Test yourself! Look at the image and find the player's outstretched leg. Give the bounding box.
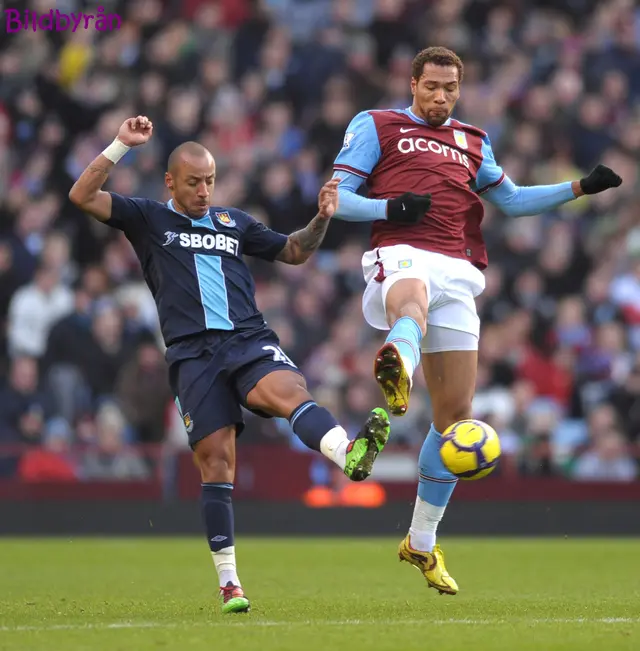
[398,349,477,595]
[195,427,251,614]
[375,278,428,416]
[247,371,390,481]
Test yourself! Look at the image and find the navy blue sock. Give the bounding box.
[201,482,235,552]
[289,400,339,452]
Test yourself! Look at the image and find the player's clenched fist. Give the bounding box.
[579,164,622,195]
[117,116,153,147]
[318,178,340,219]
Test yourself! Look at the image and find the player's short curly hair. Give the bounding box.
[412,47,464,82]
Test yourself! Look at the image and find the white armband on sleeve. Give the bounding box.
[102,138,131,164]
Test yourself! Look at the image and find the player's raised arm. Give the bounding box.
[476,136,622,216]
[275,178,339,265]
[483,164,622,217]
[68,116,153,222]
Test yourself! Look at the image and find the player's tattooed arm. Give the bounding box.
[69,116,153,222]
[276,214,331,265]
[276,178,339,265]
[68,156,115,222]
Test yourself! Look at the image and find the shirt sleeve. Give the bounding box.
[472,135,506,195]
[333,170,387,222]
[243,215,288,261]
[333,111,382,180]
[105,193,151,233]
[483,175,576,217]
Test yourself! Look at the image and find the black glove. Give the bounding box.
[579,164,622,195]
[387,192,432,224]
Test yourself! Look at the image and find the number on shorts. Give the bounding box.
[263,345,297,368]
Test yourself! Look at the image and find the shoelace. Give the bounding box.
[221,584,242,603]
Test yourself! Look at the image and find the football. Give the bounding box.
[439,419,501,480]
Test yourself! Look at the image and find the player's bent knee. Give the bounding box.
[194,425,236,483]
[383,277,428,331]
[397,301,427,332]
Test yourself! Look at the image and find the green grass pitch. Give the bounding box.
[1,537,639,650]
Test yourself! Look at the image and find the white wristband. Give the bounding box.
[102,138,131,164]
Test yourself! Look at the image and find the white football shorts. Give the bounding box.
[361,244,486,353]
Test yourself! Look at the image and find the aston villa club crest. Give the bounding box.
[215,211,236,227]
[453,130,468,149]
[183,412,194,434]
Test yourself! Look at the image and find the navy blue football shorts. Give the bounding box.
[166,326,303,448]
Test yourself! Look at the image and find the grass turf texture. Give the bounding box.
[1,538,639,651]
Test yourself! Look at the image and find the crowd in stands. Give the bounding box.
[1,0,639,483]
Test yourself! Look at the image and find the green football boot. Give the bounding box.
[220,582,250,614]
[344,407,391,482]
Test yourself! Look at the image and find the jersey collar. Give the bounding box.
[166,199,182,215]
[167,199,206,219]
[167,199,217,231]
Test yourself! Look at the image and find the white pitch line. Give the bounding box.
[1,617,639,633]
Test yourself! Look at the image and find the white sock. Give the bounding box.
[212,545,240,587]
[400,354,416,381]
[409,496,446,552]
[320,425,350,470]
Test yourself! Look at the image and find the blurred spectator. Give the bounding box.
[18,418,78,483]
[519,401,560,476]
[116,340,172,443]
[611,353,640,441]
[609,259,640,326]
[42,285,93,425]
[80,403,150,481]
[572,429,638,482]
[40,231,78,287]
[0,357,53,453]
[7,265,73,359]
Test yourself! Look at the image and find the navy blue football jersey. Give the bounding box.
[105,194,288,345]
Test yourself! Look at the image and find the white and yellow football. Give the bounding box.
[439,419,501,480]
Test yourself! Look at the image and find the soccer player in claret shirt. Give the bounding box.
[69,115,391,614]
[332,47,622,595]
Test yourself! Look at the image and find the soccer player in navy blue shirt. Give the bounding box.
[69,116,391,614]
